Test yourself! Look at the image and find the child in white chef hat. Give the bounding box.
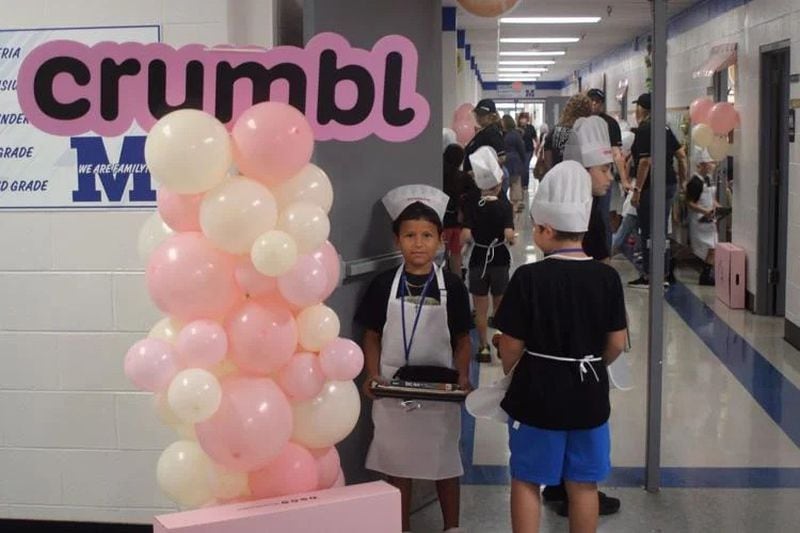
[493,161,628,533]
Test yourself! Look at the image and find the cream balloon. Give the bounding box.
[167,369,223,423]
[154,394,198,440]
[707,136,730,161]
[296,304,341,352]
[200,177,278,254]
[291,381,360,449]
[251,230,298,277]
[156,440,215,508]
[138,212,174,263]
[212,466,250,500]
[692,123,714,149]
[145,109,232,194]
[275,164,334,213]
[278,202,331,254]
[148,317,184,344]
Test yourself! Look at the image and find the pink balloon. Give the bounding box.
[310,447,341,490]
[146,233,240,321]
[234,257,279,299]
[175,320,228,368]
[319,338,364,381]
[277,254,328,308]
[249,443,319,498]
[231,102,314,185]
[453,103,474,122]
[311,241,340,300]
[276,352,326,401]
[157,189,202,232]
[708,102,740,135]
[225,301,298,375]
[689,97,715,125]
[124,338,180,392]
[453,119,476,145]
[333,468,345,488]
[196,376,292,471]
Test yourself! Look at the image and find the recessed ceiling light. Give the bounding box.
[501,37,580,44]
[499,60,556,65]
[499,51,566,56]
[500,17,601,24]
[499,67,548,72]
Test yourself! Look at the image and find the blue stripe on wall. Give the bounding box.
[457,30,466,49]
[442,7,457,31]
[465,44,472,61]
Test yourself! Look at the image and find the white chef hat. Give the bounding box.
[621,131,635,154]
[563,116,614,168]
[530,161,593,232]
[469,146,504,190]
[693,147,715,164]
[442,128,457,152]
[382,184,450,223]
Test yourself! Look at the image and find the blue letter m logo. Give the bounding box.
[71,136,156,202]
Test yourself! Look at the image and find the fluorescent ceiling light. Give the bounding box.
[500,51,566,56]
[501,37,580,44]
[499,60,556,65]
[499,67,548,72]
[500,17,601,24]
[498,76,541,81]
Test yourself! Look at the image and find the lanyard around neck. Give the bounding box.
[545,247,584,257]
[400,269,435,363]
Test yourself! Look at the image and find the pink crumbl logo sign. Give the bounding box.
[17,32,430,142]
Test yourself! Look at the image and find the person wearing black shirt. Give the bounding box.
[543,94,592,172]
[443,143,476,277]
[463,99,506,174]
[517,111,538,189]
[686,149,720,285]
[629,93,688,288]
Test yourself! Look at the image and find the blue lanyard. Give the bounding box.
[545,247,584,257]
[400,269,435,363]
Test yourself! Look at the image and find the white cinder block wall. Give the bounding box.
[562,0,800,326]
[0,0,274,524]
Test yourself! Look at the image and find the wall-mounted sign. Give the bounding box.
[1,25,159,210]
[18,33,430,143]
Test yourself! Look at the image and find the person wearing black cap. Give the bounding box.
[628,93,688,288]
[463,99,506,175]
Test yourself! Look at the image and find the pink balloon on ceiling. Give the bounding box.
[457,0,522,18]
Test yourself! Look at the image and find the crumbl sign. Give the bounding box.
[17,32,430,142]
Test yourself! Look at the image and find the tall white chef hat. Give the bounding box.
[693,147,715,164]
[469,146,504,190]
[382,184,450,223]
[442,128,457,152]
[530,161,593,232]
[563,116,614,168]
[621,131,635,155]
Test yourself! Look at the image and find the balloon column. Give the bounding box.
[451,103,478,146]
[689,97,740,160]
[129,103,363,508]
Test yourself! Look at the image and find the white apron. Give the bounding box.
[689,178,718,260]
[365,265,463,480]
[467,196,511,281]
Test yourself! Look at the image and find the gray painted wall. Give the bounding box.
[304,0,443,483]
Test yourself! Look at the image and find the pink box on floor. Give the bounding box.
[716,243,746,309]
[153,482,401,533]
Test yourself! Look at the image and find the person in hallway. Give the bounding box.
[611,178,640,260]
[685,148,720,286]
[502,114,528,212]
[464,98,506,175]
[462,146,515,363]
[443,142,476,278]
[628,93,688,288]
[495,161,628,533]
[517,111,538,190]
[356,185,472,533]
[543,94,592,171]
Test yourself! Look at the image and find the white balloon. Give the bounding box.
[292,381,360,449]
[296,305,341,352]
[251,230,298,277]
[692,123,714,149]
[157,440,215,507]
[148,317,184,344]
[275,164,334,214]
[138,212,174,263]
[145,109,232,194]
[200,176,278,254]
[154,394,197,439]
[278,202,330,255]
[707,136,730,161]
[212,466,250,500]
[167,369,223,423]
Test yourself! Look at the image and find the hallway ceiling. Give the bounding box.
[443,0,703,83]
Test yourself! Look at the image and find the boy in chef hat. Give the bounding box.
[686,148,721,286]
[461,146,515,362]
[355,184,472,533]
[492,161,628,532]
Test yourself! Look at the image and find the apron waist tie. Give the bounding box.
[526,350,603,383]
[473,238,506,279]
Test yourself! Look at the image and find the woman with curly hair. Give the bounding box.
[543,93,592,172]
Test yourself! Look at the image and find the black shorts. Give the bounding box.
[468,265,510,296]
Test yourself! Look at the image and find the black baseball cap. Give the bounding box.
[587,88,605,102]
[633,93,651,110]
[474,99,497,115]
